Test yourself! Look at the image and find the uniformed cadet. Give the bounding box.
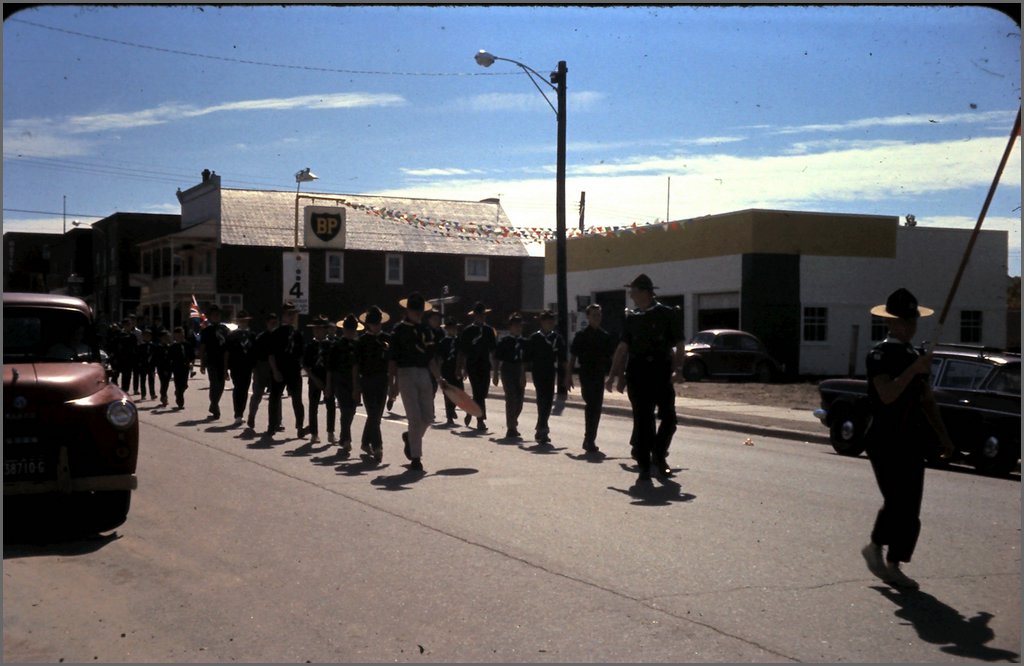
[389,293,445,472]
[606,274,685,481]
[328,314,362,456]
[438,317,463,426]
[456,301,497,431]
[246,313,276,433]
[567,303,616,453]
[425,309,445,400]
[524,310,567,445]
[354,306,391,462]
[198,304,230,420]
[494,312,528,440]
[860,288,954,592]
[223,310,256,426]
[266,302,305,439]
[302,314,335,445]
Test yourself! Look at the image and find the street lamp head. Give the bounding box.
[295,167,318,183]
[474,50,496,68]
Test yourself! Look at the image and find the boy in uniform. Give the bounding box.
[494,313,527,440]
[302,315,335,445]
[354,306,391,462]
[524,311,567,445]
[329,314,362,455]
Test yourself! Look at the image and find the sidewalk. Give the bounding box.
[522,385,830,445]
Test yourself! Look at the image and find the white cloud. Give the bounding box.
[773,110,1013,135]
[401,167,485,177]
[456,90,605,113]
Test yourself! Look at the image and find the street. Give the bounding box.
[4,378,1020,663]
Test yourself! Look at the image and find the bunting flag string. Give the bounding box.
[325,198,684,245]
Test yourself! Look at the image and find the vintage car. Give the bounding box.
[814,344,1021,475]
[682,329,784,382]
[4,293,139,533]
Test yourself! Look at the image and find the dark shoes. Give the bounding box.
[464,414,473,427]
[582,440,600,453]
[653,457,674,478]
[409,458,424,472]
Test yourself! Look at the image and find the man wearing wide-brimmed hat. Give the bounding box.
[456,301,497,431]
[354,305,391,462]
[389,293,445,471]
[302,315,336,445]
[494,312,528,439]
[224,309,256,426]
[606,273,686,481]
[245,312,277,432]
[327,314,363,455]
[860,287,953,592]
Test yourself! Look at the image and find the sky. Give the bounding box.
[3,4,1021,274]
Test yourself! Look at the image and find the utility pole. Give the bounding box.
[578,191,586,231]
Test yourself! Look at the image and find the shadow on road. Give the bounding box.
[336,456,389,477]
[371,467,427,491]
[565,450,610,464]
[874,586,1019,662]
[4,529,121,559]
[519,442,567,455]
[607,478,696,506]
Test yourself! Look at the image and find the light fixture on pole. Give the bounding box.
[474,50,569,392]
[294,167,318,250]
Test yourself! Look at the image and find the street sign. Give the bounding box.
[304,206,346,248]
[282,252,310,314]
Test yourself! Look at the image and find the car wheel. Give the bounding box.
[682,359,706,382]
[828,407,867,457]
[79,490,132,534]
[754,361,772,383]
[970,432,1019,477]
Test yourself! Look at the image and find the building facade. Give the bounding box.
[544,209,1009,376]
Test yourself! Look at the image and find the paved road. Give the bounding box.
[4,380,1020,662]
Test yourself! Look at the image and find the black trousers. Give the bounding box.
[157,370,171,404]
[207,364,226,415]
[867,439,926,563]
[626,359,677,465]
[230,366,253,420]
[441,372,464,422]
[579,369,606,445]
[140,367,156,399]
[467,367,490,422]
[307,377,335,437]
[360,373,387,449]
[335,378,357,444]
[268,369,304,433]
[501,365,525,433]
[172,371,189,408]
[118,365,133,393]
[533,370,556,437]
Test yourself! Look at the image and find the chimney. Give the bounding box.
[202,168,211,183]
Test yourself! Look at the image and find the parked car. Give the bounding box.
[4,293,139,533]
[814,344,1020,476]
[682,329,784,382]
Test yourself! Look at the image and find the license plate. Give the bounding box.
[4,457,49,478]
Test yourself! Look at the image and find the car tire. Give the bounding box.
[682,360,706,382]
[80,490,132,534]
[970,432,1020,477]
[754,361,772,383]
[828,406,867,457]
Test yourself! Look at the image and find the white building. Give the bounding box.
[544,209,1009,376]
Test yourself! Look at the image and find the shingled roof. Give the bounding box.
[219,188,530,257]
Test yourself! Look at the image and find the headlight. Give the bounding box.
[107,399,137,429]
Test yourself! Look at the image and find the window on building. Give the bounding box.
[802,306,828,342]
[217,294,243,321]
[326,252,344,284]
[960,310,983,344]
[142,251,151,276]
[385,253,403,285]
[161,247,171,277]
[870,315,889,342]
[186,255,194,276]
[465,256,490,282]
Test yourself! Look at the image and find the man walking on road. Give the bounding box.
[567,303,615,453]
[266,302,305,439]
[457,302,497,432]
[606,274,685,481]
[525,310,567,446]
[860,287,954,592]
[198,304,230,420]
[494,312,527,440]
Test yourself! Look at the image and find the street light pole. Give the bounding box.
[294,167,318,250]
[474,51,570,392]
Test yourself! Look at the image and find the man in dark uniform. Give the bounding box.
[437,317,463,426]
[606,274,685,481]
[457,301,497,431]
[266,302,305,439]
[328,314,362,456]
[860,288,954,592]
[302,315,336,445]
[168,326,194,409]
[389,293,445,472]
[425,308,445,400]
[246,313,275,433]
[354,306,391,462]
[224,310,256,426]
[567,303,616,453]
[524,310,567,445]
[494,313,528,440]
[198,304,231,419]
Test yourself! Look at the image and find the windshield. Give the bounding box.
[689,332,716,346]
[3,306,98,363]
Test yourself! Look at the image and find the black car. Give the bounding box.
[814,344,1020,475]
[682,329,783,382]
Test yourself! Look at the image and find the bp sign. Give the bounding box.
[304,206,346,248]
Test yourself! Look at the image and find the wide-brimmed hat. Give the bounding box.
[337,314,364,332]
[306,314,333,328]
[538,310,556,321]
[399,292,433,312]
[235,309,252,320]
[443,316,459,328]
[585,303,603,314]
[265,312,279,321]
[359,306,390,326]
[870,288,934,320]
[467,301,491,316]
[507,312,524,325]
[624,273,657,291]
[281,300,297,312]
